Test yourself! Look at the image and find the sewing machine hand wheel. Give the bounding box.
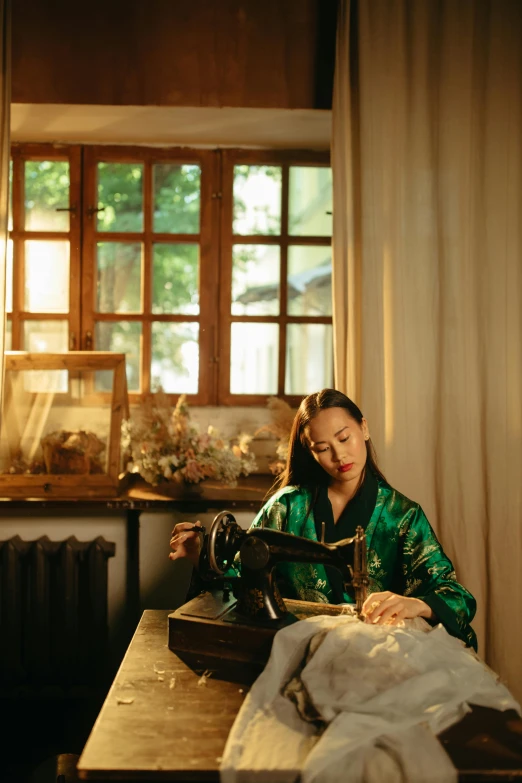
[208,510,241,575]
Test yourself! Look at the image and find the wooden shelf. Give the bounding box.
[0,474,275,512]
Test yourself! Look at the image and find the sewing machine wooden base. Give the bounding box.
[168,590,354,677]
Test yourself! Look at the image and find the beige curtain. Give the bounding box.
[332,0,522,702]
[0,0,10,424]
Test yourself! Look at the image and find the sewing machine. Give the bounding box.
[168,510,369,672]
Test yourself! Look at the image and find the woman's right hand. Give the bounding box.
[169,522,204,568]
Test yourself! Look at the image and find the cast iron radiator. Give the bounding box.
[0,535,116,695]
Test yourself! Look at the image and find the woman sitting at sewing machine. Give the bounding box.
[169,388,477,648]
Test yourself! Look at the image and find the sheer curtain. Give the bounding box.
[332,0,522,702]
[0,0,10,422]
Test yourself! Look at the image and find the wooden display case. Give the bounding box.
[0,352,129,498]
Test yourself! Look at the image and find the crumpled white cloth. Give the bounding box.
[220,615,520,783]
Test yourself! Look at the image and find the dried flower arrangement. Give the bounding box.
[121,392,257,487]
[255,397,295,475]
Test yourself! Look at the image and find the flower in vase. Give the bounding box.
[122,393,256,487]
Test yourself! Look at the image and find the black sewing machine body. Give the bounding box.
[168,511,369,671]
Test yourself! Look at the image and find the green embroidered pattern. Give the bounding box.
[247,480,477,649]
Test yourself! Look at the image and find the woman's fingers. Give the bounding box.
[366,596,398,624]
[170,521,203,537]
[169,522,204,568]
[375,599,404,625]
[362,591,391,619]
[169,531,199,553]
[169,521,203,552]
[363,594,427,625]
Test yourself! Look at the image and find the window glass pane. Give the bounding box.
[25,241,69,313]
[4,320,11,350]
[153,164,200,234]
[288,167,332,236]
[97,242,142,313]
[285,323,333,395]
[22,323,69,392]
[233,165,282,235]
[5,239,13,313]
[232,245,280,316]
[152,244,199,315]
[94,321,142,392]
[22,368,68,395]
[230,322,278,394]
[97,163,144,232]
[287,246,332,316]
[24,160,70,232]
[151,322,199,394]
[23,320,68,353]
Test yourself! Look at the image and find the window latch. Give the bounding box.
[87,206,105,218]
[56,204,77,216]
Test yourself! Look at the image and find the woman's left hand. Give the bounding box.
[362,591,434,625]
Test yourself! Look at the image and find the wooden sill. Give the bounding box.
[0,473,276,511]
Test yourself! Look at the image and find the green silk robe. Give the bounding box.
[248,480,477,650]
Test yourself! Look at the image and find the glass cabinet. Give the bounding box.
[0,352,129,498]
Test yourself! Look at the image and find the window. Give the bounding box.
[7,145,332,405]
[6,144,82,355]
[219,151,333,404]
[82,147,217,401]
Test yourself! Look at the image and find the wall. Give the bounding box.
[12,0,338,110]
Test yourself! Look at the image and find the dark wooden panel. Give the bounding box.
[12,0,337,109]
[168,592,351,675]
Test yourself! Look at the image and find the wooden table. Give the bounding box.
[77,610,522,782]
[78,610,249,781]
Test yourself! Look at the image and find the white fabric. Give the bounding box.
[332,0,522,703]
[220,615,520,783]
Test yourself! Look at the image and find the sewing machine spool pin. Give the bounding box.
[352,525,370,616]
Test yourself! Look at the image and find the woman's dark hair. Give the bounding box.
[273,388,386,493]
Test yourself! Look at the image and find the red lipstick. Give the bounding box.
[339,463,354,473]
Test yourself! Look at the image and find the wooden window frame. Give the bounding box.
[81,145,220,406]
[218,149,332,407]
[7,144,331,407]
[8,143,82,353]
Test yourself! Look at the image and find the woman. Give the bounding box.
[169,389,477,649]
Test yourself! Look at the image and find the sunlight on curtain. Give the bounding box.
[0,0,10,427]
[333,0,522,702]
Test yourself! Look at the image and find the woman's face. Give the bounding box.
[305,407,369,487]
